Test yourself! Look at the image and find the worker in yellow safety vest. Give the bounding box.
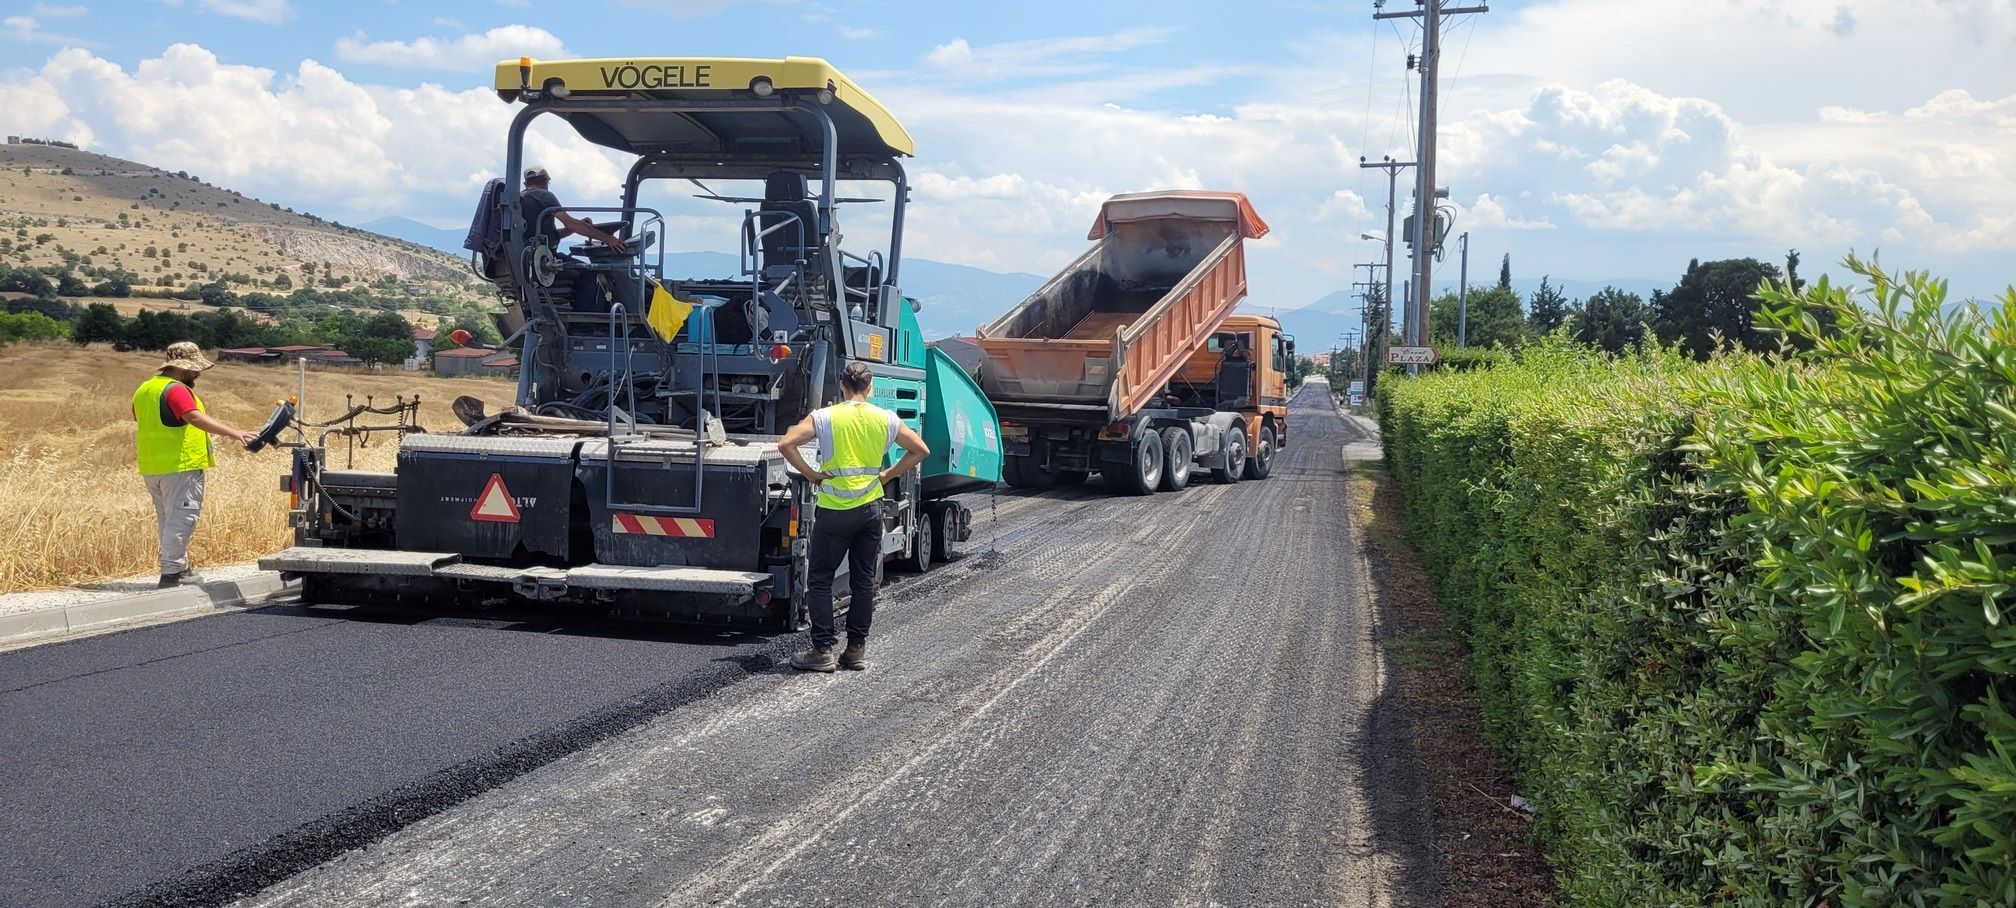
[776,361,930,672]
[132,341,259,588]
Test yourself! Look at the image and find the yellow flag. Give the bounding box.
[645,280,694,342]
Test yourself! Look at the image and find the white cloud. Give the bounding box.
[32,3,87,17]
[2,13,98,47]
[838,25,878,39]
[1467,194,1554,231]
[335,25,570,72]
[923,27,1175,80]
[197,0,288,24]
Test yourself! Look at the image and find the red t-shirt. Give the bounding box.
[162,382,200,425]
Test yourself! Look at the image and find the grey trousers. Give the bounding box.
[143,470,206,575]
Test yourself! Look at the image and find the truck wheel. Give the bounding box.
[903,511,936,573]
[1159,427,1193,491]
[1104,429,1163,495]
[1212,427,1247,484]
[1245,426,1276,481]
[1003,454,1056,490]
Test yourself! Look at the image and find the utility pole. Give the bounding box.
[1457,231,1470,348]
[1358,156,1414,352]
[1377,0,1488,355]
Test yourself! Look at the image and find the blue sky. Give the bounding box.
[4,0,2012,319]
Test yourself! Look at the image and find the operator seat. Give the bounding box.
[759,172,821,271]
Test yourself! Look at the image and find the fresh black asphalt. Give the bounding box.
[0,602,785,907]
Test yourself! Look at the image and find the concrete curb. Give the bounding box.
[0,572,297,648]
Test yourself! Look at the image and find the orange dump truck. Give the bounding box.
[975,191,1291,495]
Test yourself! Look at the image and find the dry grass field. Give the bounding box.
[0,342,517,594]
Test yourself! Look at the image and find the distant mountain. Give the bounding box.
[359,216,467,256]
[1263,291,1367,353]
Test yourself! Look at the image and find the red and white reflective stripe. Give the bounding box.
[612,514,716,538]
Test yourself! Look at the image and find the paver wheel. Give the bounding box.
[903,511,935,573]
[1245,425,1276,481]
[1052,470,1090,486]
[1159,426,1193,492]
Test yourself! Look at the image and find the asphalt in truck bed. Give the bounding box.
[0,385,1435,908]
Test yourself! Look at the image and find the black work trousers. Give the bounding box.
[805,500,883,648]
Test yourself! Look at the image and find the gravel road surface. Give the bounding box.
[1,386,1434,907]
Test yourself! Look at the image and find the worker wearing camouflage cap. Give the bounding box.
[131,341,258,588]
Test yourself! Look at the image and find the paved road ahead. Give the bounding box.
[1,386,1434,908]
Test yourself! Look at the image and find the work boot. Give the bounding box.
[840,641,869,671]
[790,645,837,673]
[157,570,206,589]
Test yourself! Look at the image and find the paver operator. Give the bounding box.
[520,165,628,313]
[132,341,259,588]
[776,362,930,673]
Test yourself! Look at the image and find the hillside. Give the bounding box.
[0,142,486,303]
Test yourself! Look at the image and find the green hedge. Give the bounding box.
[1376,258,2016,906]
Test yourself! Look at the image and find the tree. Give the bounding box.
[1497,253,1512,291]
[197,281,237,308]
[0,312,67,346]
[1431,285,1524,349]
[0,269,54,298]
[1651,257,1783,359]
[1572,287,1648,354]
[56,272,90,297]
[73,303,125,345]
[1527,276,1570,335]
[1785,249,1806,291]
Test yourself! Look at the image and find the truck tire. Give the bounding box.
[1245,425,1276,481]
[902,510,936,573]
[1212,426,1247,484]
[1003,454,1055,490]
[1103,430,1163,496]
[1159,427,1193,491]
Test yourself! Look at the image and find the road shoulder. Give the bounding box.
[1339,415,1559,907]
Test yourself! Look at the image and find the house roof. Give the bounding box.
[435,347,496,358]
[218,347,271,355]
[271,344,326,352]
[412,329,437,341]
[482,356,520,368]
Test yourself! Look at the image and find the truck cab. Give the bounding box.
[1168,313,1292,467]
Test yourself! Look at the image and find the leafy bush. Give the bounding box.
[1376,258,2016,906]
[0,312,69,346]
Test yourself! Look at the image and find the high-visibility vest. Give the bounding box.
[812,400,896,510]
[132,375,214,476]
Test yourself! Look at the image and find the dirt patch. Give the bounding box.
[1346,457,1558,906]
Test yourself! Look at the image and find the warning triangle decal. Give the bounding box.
[470,473,522,523]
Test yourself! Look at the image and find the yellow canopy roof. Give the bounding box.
[493,56,914,159]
